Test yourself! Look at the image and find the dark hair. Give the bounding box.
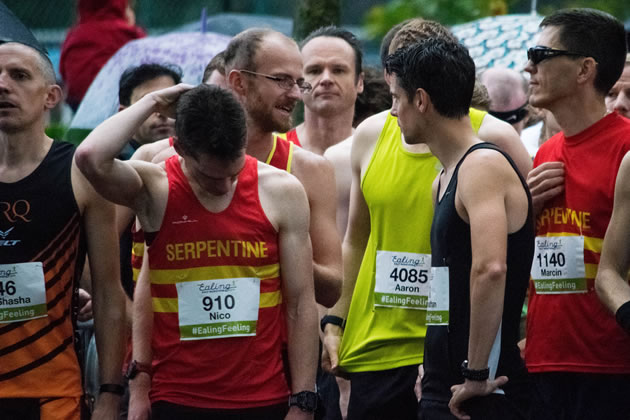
[380,19,413,68]
[223,28,274,72]
[202,51,226,83]
[386,38,475,119]
[301,25,363,79]
[541,8,626,95]
[118,63,182,106]
[175,85,247,160]
[353,66,392,127]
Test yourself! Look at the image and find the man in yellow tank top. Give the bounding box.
[321,19,532,420]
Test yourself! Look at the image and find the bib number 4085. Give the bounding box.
[389,268,428,283]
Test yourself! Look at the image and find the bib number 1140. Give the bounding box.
[536,252,565,268]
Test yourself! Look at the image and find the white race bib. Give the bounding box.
[374,251,431,310]
[426,266,449,325]
[176,278,260,340]
[0,262,48,323]
[531,236,586,294]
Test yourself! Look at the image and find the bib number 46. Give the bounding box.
[0,280,16,296]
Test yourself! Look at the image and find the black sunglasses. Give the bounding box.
[489,103,529,124]
[527,46,587,65]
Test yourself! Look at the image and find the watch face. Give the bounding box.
[293,391,317,411]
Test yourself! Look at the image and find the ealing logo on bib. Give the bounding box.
[198,281,238,294]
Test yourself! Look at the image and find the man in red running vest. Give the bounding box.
[76,84,318,420]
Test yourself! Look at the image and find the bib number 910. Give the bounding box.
[202,295,235,311]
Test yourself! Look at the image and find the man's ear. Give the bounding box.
[228,69,247,96]
[356,71,365,94]
[415,88,430,114]
[576,57,598,87]
[44,84,63,110]
[172,137,182,155]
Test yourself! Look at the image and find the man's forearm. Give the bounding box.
[287,295,318,392]
[328,240,364,319]
[313,262,342,308]
[596,268,630,314]
[78,94,160,168]
[467,267,506,369]
[93,273,126,385]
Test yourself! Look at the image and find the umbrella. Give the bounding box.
[177,12,293,37]
[66,31,230,145]
[0,2,48,56]
[452,14,543,74]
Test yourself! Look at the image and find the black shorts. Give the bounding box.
[151,400,288,420]
[530,372,630,420]
[346,364,418,420]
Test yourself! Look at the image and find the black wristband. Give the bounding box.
[320,315,345,333]
[615,300,630,334]
[460,360,490,381]
[99,383,124,396]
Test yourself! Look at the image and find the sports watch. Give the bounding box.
[460,360,490,381]
[288,390,318,412]
[125,359,152,380]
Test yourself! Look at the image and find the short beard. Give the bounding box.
[246,100,292,133]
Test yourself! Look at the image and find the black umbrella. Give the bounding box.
[0,2,47,56]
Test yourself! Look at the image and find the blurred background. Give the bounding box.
[5,0,629,142]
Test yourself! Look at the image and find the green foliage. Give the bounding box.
[363,0,629,41]
[293,0,342,41]
[363,0,494,40]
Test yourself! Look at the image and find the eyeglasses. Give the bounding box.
[527,46,587,65]
[239,69,312,93]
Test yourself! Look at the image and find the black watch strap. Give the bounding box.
[460,360,490,381]
[320,315,345,333]
[99,383,124,396]
[288,390,318,412]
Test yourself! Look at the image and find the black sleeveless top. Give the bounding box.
[422,142,534,401]
[0,140,86,391]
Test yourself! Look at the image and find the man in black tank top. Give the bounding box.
[0,37,126,419]
[386,39,534,419]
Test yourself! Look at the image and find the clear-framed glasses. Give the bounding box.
[527,46,588,65]
[239,69,312,93]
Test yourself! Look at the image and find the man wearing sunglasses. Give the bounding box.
[524,8,630,420]
[224,29,342,309]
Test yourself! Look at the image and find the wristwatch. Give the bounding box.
[320,315,345,333]
[460,360,490,381]
[125,360,152,380]
[288,390,318,412]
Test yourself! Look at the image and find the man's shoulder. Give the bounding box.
[323,136,352,163]
[291,144,334,173]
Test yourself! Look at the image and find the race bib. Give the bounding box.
[0,262,48,323]
[374,251,431,309]
[426,266,449,325]
[176,278,260,340]
[531,236,586,294]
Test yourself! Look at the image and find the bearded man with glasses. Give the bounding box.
[224,29,343,309]
[524,8,630,420]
